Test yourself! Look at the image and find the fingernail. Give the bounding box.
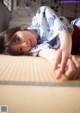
[55,69,62,79]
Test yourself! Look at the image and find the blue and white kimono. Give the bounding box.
[27,6,73,56]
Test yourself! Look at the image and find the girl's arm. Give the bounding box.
[53,30,72,77]
[38,29,73,79]
[38,48,80,80]
[59,30,72,54]
[38,48,56,64]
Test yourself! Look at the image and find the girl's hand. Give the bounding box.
[55,55,80,80]
[53,49,70,79]
[64,55,80,79]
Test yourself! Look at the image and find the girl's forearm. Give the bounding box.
[38,49,56,63]
[59,30,72,54]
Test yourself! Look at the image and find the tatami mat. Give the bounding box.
[0,55,80,86]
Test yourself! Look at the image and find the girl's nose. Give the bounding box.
[21,42,28,47]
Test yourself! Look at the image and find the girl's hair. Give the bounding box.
[0,25,38,55]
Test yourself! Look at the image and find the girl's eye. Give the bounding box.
[15,37,21,43]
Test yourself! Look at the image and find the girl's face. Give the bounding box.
[10,30,37,55]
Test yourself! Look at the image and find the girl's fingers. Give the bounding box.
[71,56,80,79]
[53,49,62,70]
[53,49,70,79]
[65,58,76,79]
[55,68,63,79]
[72,56,80,68]
[55,55,80,80]
[60,51,69,72]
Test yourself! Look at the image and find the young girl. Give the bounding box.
[0,6,80,80]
